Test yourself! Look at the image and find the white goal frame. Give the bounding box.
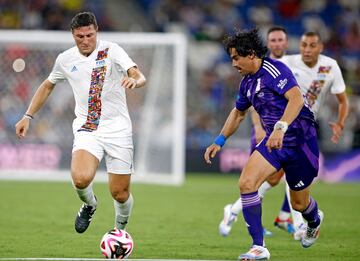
[0,30,187,186]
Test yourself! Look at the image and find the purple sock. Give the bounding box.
[241,191,263,246]
[281,192,290,213]
[301,197,320,228]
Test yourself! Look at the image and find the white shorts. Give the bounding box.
[72,131,134,174]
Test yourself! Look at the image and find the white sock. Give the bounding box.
[285,183,304,228]
[258,181,272,198]
[114,193,134,230]
[75,184,97,208]
[278,210,291,220]
[230,197,243,215]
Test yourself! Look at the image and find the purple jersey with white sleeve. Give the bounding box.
[236,58,316,146]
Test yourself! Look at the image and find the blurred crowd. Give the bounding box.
[0,0,112,30]
[0,0,360,154]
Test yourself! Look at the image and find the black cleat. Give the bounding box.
[75,204,96,233]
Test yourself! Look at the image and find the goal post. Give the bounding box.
[0,30,187,186]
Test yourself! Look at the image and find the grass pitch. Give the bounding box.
[0,174,359,260]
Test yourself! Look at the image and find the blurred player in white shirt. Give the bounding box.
[15,12,146,234]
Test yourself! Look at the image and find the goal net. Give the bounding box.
[0,30,186,185]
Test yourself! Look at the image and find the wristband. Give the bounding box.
[214,134,226,147]
[24,114,34,120]
[274,121,288,133]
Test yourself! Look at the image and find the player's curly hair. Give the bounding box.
[223,28,268,58]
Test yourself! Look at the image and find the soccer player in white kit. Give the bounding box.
[219,31,349,241]
[15,12,146,233]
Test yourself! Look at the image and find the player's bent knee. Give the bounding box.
[71,172,93,189]
[239,177,257,193]
[290,198,307,212]
[266,170,284,186]
[111,189,130,203]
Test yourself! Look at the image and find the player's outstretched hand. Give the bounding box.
[204,144,221,164]
[15,117,30,139]
[121,77,137,89]
[265,130,284,152]
[329,121,343,144]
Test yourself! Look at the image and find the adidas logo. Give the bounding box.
[294,180,305,188]
[71,66,78,72]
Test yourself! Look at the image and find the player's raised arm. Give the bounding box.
[204,108,247,164]
[15,79,55,139]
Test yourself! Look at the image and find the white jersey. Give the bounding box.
[279,54,346,118]
[48,40,136,139]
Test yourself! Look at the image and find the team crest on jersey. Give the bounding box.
[96,48,109,61]
[318,66,331,74]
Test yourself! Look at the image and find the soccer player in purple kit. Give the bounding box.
[219,26,295,238]
[204,28,323,260]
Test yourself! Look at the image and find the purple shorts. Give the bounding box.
[255,136,319,191]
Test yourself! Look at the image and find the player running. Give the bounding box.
[15,12,146,234]
[205,28,324,260]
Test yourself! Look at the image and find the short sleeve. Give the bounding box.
[330,62,346,94]
[48,55,66,84]
[112,44,137,73]
[235,84,251,111]
[269,63,299,95]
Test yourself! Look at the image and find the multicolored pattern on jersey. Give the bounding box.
[306,66,332,108]
[79,48,109,132]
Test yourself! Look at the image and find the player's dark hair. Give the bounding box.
[303,31,322,42]
[267,26,288,38]
[223,28,268,58]
[70,12,98,31]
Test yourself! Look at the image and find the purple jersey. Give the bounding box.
[236,58,316,146]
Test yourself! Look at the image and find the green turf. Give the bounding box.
[0,174,359,260]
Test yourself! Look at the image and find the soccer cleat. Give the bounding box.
[301,210,324,248]
[274,216,295,234]
[75,203,97,233]
[219,204,237,236]
[293,223,306,241]
[238,245,270,260]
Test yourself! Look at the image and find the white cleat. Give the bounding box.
[301,210,324,248]
[293,223,306,241]
[219,204,237,237]
[238,245,270,260]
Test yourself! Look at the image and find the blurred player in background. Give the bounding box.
[204,28,324,260]
[278,31,349,235]
[15,12,146,234]
[219,26,296,238]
